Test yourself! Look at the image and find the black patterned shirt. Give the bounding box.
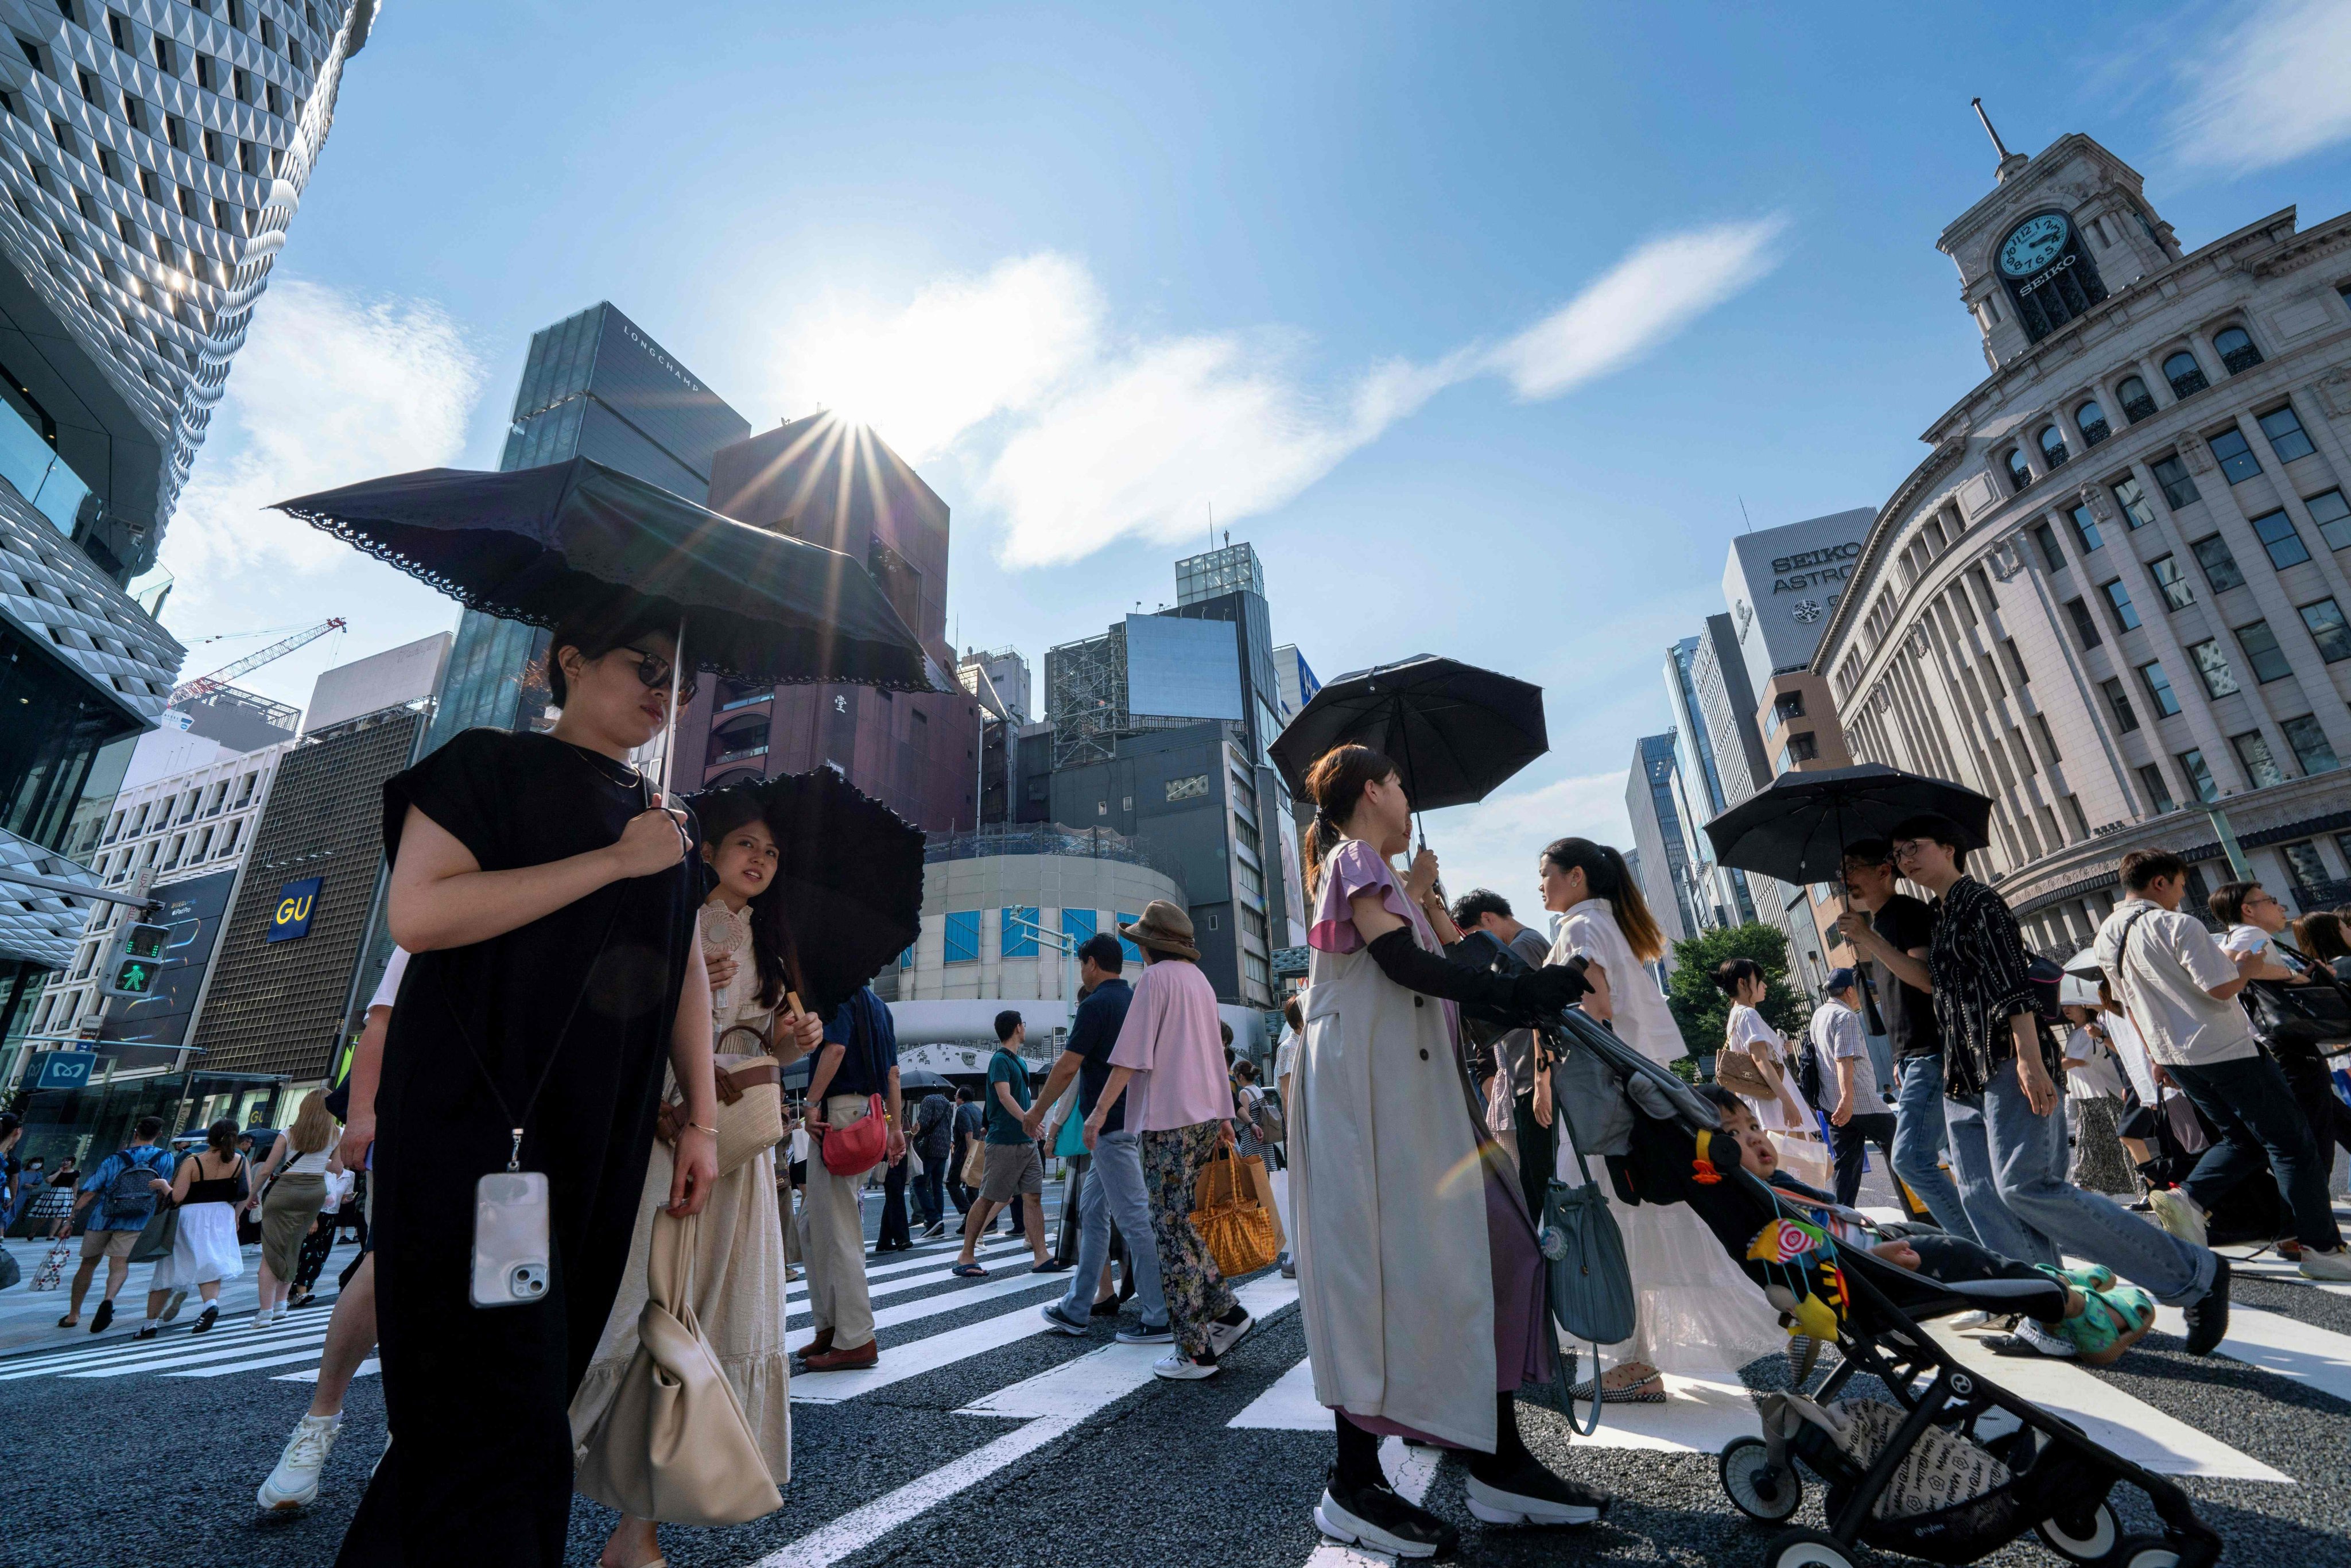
[1925,876,2039,1097]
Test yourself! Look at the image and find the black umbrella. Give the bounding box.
[274,456,937,692]
[1268,655,1547,821]
[1702,763,1994,887]
[691,768,925,1023]
[897,1067,953,1092]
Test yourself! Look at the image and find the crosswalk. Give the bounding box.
[10,1193,2351,1567]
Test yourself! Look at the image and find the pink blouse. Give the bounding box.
[1106,957,1232,1132]
[1309,839,1458,1042]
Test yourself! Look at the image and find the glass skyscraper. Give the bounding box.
[427,302,750,747]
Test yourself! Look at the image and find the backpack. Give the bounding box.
[1794,1024,1828,1112]
[102,1147,164,1227]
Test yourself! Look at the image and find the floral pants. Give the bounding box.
[1139,1121,1237,1359]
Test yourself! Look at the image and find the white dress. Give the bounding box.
[1552,905,1785,1382]
[1727,1004,1802,1132]
[150,1153,245,1290]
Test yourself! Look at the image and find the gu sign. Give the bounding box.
[266,876,324,943]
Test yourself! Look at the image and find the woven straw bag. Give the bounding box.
[1189,1146,1279,1278]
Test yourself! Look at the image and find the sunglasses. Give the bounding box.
[619,646,699,705]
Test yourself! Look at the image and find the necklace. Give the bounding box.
[558,739,643,794]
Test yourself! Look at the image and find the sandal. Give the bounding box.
[951,1262,988,1278]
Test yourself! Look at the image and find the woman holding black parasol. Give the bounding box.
[336,603,719,1568]
[571,788,825,1567]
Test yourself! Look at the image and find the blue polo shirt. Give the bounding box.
[79,1144,176,1231]
[819,988,899,1100]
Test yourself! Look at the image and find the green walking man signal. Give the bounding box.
[102,918,172,999]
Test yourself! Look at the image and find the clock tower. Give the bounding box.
[1936,124,2184,370]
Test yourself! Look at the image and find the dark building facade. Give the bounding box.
[677,413,978,832]
[429,303,750,747]
[188,703,425,1085]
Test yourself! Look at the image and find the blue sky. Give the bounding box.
[157,0,2351,907]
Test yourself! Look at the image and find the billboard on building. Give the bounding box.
[97,870,237,1053]
[1125,614,1243,723]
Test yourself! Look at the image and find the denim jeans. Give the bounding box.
[1057,1130,1167,1330]
[913,1160,946,1227]
[1892,1055,1977,1240]
[2170,1052,2345,1253]
[1947,1064,2214,1306]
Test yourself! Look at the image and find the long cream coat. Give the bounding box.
[1293,847,1499,1451]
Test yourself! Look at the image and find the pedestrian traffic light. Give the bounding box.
[103,922,172,999]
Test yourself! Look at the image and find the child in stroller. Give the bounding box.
[1543,1007,2223,1568]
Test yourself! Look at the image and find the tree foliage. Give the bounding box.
[1665,921,1811,1059]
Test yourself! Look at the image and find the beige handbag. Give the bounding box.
[961,1135,987,1189]
[573,1210,782,1526]
[658,1039,785,1177]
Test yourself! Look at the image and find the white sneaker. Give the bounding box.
[158,1288,189,1323]
[1948,1310,1995,1332]
[2147,1189,2208,1248]
[258,1413,342,1511]
[1151,1351,1219,1380]
[1206,1309,1255,1358]
[2300,1248,2351,1282]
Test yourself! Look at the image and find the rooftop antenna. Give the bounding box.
[1207,501,1215,553]
[1739,495,1754,534]
[1972,98,2029,182]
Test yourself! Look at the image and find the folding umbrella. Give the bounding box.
[689,769,926,1024]
[1268,655,1547,827]
[275,455,938,693]
[1702,764,1993,888]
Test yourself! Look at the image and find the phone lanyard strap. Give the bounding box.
[444,892,629,1171]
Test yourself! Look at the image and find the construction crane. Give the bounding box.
[168,618,346,706]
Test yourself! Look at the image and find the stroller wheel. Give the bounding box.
[1720,1438,1801,1522]
[2034,1500,2119,1563]
[2111,1539,2182,1568]
[1765,1527,1855,1568]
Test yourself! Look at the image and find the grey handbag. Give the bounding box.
[1540,1094,1637,1437]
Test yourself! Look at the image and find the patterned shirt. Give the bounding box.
[1925,876,2039,1097]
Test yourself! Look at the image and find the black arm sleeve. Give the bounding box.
[1365,927,1589,1022]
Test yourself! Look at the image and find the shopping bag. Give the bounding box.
[1221,1152,1286,1252]
[1772,1131,1835,1193]
[960,1138,987,1189]
[1188,1147,1278,1278]
[29,1233,73,1291]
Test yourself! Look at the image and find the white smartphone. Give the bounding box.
[471,1170,552,1309]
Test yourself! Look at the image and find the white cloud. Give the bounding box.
[1419,768,1636,923]
[2167,0,2351,174]
[767,253,1103,462]
[161,280,482,592]
[767,219,1783,569]
[1484,218,1788,399]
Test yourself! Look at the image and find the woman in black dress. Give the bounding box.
[336,606,719,1568]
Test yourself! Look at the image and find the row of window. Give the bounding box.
[2133,712,2342,814]
[95,813,247,880]
[934,907,1146,967]
[100,771,263,843]
[2002,326,2267,492]
[2012,397,2318,517]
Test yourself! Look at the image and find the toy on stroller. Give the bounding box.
[1542,1007,2223,1568]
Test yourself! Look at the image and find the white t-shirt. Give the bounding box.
[2092,899,2259,1068]
[368,947,411,1014]
[1727,1003,1801,1131]
[2063,1025,2127,1100]
[1552,899,1682,1068]
[1273,1026,1300,1088]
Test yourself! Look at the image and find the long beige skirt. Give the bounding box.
[571,1134,792,1502]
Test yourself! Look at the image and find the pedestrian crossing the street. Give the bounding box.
[10,1198,2351,1567]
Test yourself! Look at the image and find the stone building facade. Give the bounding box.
[1815,131,2351,954]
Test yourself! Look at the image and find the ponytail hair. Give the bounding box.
[205,1117,238,1156]
[1541,836,1665,963]
[1301,744,1400,900]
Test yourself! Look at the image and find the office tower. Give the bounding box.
[682,413,977,832]
[1624,733,1697,950]
[429,302,750,746]
[1,2,378,1049]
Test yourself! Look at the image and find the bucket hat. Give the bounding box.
[1119,900,1200,962]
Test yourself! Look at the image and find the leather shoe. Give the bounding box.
[801,1339,879,1372]
[800,1328,834,1359]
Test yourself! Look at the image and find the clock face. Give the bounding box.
[1999,213,2069,278]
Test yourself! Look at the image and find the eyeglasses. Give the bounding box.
[1891,840,1927,863]
[619,647,699,706]
[2244,892,2280,909]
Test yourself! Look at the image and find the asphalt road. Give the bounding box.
[4,1188,2350,1568]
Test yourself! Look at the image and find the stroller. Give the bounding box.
[1542,1007,2222,1568]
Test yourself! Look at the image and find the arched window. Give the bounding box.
[2004,448,2034,494]
[2116,375,2156,424]
[2162,350,2208,401]
[2075,399,2110,447]
[2213,326,2261,375]
[2038,425,2069,469]
[707,714,770,769]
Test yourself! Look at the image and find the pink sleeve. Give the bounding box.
[1107,969,1156,1070]
[1309,840,1417,954]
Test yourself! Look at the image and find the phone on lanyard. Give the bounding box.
[471,1170,552,1307]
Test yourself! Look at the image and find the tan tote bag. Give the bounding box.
[573,1210,782,1526]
